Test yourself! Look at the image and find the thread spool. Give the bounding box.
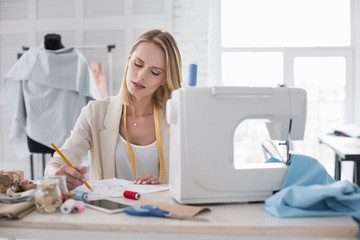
[188,63,197,86]
[62,191,76,203]
[123,190,141,200]
[72,200,85,213]
[60,199,77,214]
[71,190,88,202]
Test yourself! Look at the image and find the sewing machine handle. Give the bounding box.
[211,86,273,96]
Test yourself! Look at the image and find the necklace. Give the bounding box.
[129,108,138,126]
[122,104,167,183]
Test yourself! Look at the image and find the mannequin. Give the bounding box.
[27,136,54,154]
[44,33,64,50]
[26,33,65,155]
[6,33,96,179]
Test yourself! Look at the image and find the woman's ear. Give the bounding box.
[161,79,167,86]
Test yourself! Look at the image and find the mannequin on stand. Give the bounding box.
[26,33,64,178]
[5,32,98,180]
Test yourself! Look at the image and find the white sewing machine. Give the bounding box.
[166,86,307,204]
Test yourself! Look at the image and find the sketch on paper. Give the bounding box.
[75,178,168,198]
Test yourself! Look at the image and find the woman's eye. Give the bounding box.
[151,71,160,76]
[134,62,142,67]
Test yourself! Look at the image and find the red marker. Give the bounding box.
[123,190,141,200]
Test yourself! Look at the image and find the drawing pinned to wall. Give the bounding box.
[90,62,109,99]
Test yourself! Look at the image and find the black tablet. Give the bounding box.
[85,199,128,214]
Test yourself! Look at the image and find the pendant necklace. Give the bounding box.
[131,108,138,126]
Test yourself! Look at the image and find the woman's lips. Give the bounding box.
[132,81,145,90]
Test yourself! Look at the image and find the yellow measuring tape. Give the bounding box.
[123,104,166,184]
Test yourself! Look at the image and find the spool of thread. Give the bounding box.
[71,190,88,202]
[123,190,141,200]
[188,63,197,86]
[62,191,76,203]
[72,200,85,213]
[60,199,77,214]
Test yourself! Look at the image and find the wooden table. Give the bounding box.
[0,189,358,240]
[318,134,360,186]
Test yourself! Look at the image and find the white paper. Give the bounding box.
[74,178,168,199]
[0,189,35,203]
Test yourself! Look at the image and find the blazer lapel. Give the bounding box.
[99,95,123,179]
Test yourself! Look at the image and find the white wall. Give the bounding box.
[173,0,209,86]
[0,0,210,179]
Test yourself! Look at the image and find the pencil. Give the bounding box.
[51,143,93,192]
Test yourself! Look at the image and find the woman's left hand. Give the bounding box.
[134,174,162,185]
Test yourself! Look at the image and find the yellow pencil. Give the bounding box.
[51,143,93,192]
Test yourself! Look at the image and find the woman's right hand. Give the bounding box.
[46,163,87,191]
[56,164,87,190]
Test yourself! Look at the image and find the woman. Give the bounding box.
[44,29,183,190]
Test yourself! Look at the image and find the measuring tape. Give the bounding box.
[123,104,166,184]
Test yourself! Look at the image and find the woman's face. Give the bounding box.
[126,41,166,100]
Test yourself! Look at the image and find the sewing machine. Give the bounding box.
[166,86,307,204]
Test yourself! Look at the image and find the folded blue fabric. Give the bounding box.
[265,154,360,236]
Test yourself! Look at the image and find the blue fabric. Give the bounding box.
[265,154,360,237]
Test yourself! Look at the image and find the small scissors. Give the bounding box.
[125,204,208,222]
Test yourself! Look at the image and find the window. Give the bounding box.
[211,0,356,178]
[222,52,283,86]
[221,0,350,47]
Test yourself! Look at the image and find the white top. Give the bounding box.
[3,45,99,159]
[115,133,159,180]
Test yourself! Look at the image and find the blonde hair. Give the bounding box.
[120,29,183,114]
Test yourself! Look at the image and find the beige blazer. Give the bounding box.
[48,94,170,181]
